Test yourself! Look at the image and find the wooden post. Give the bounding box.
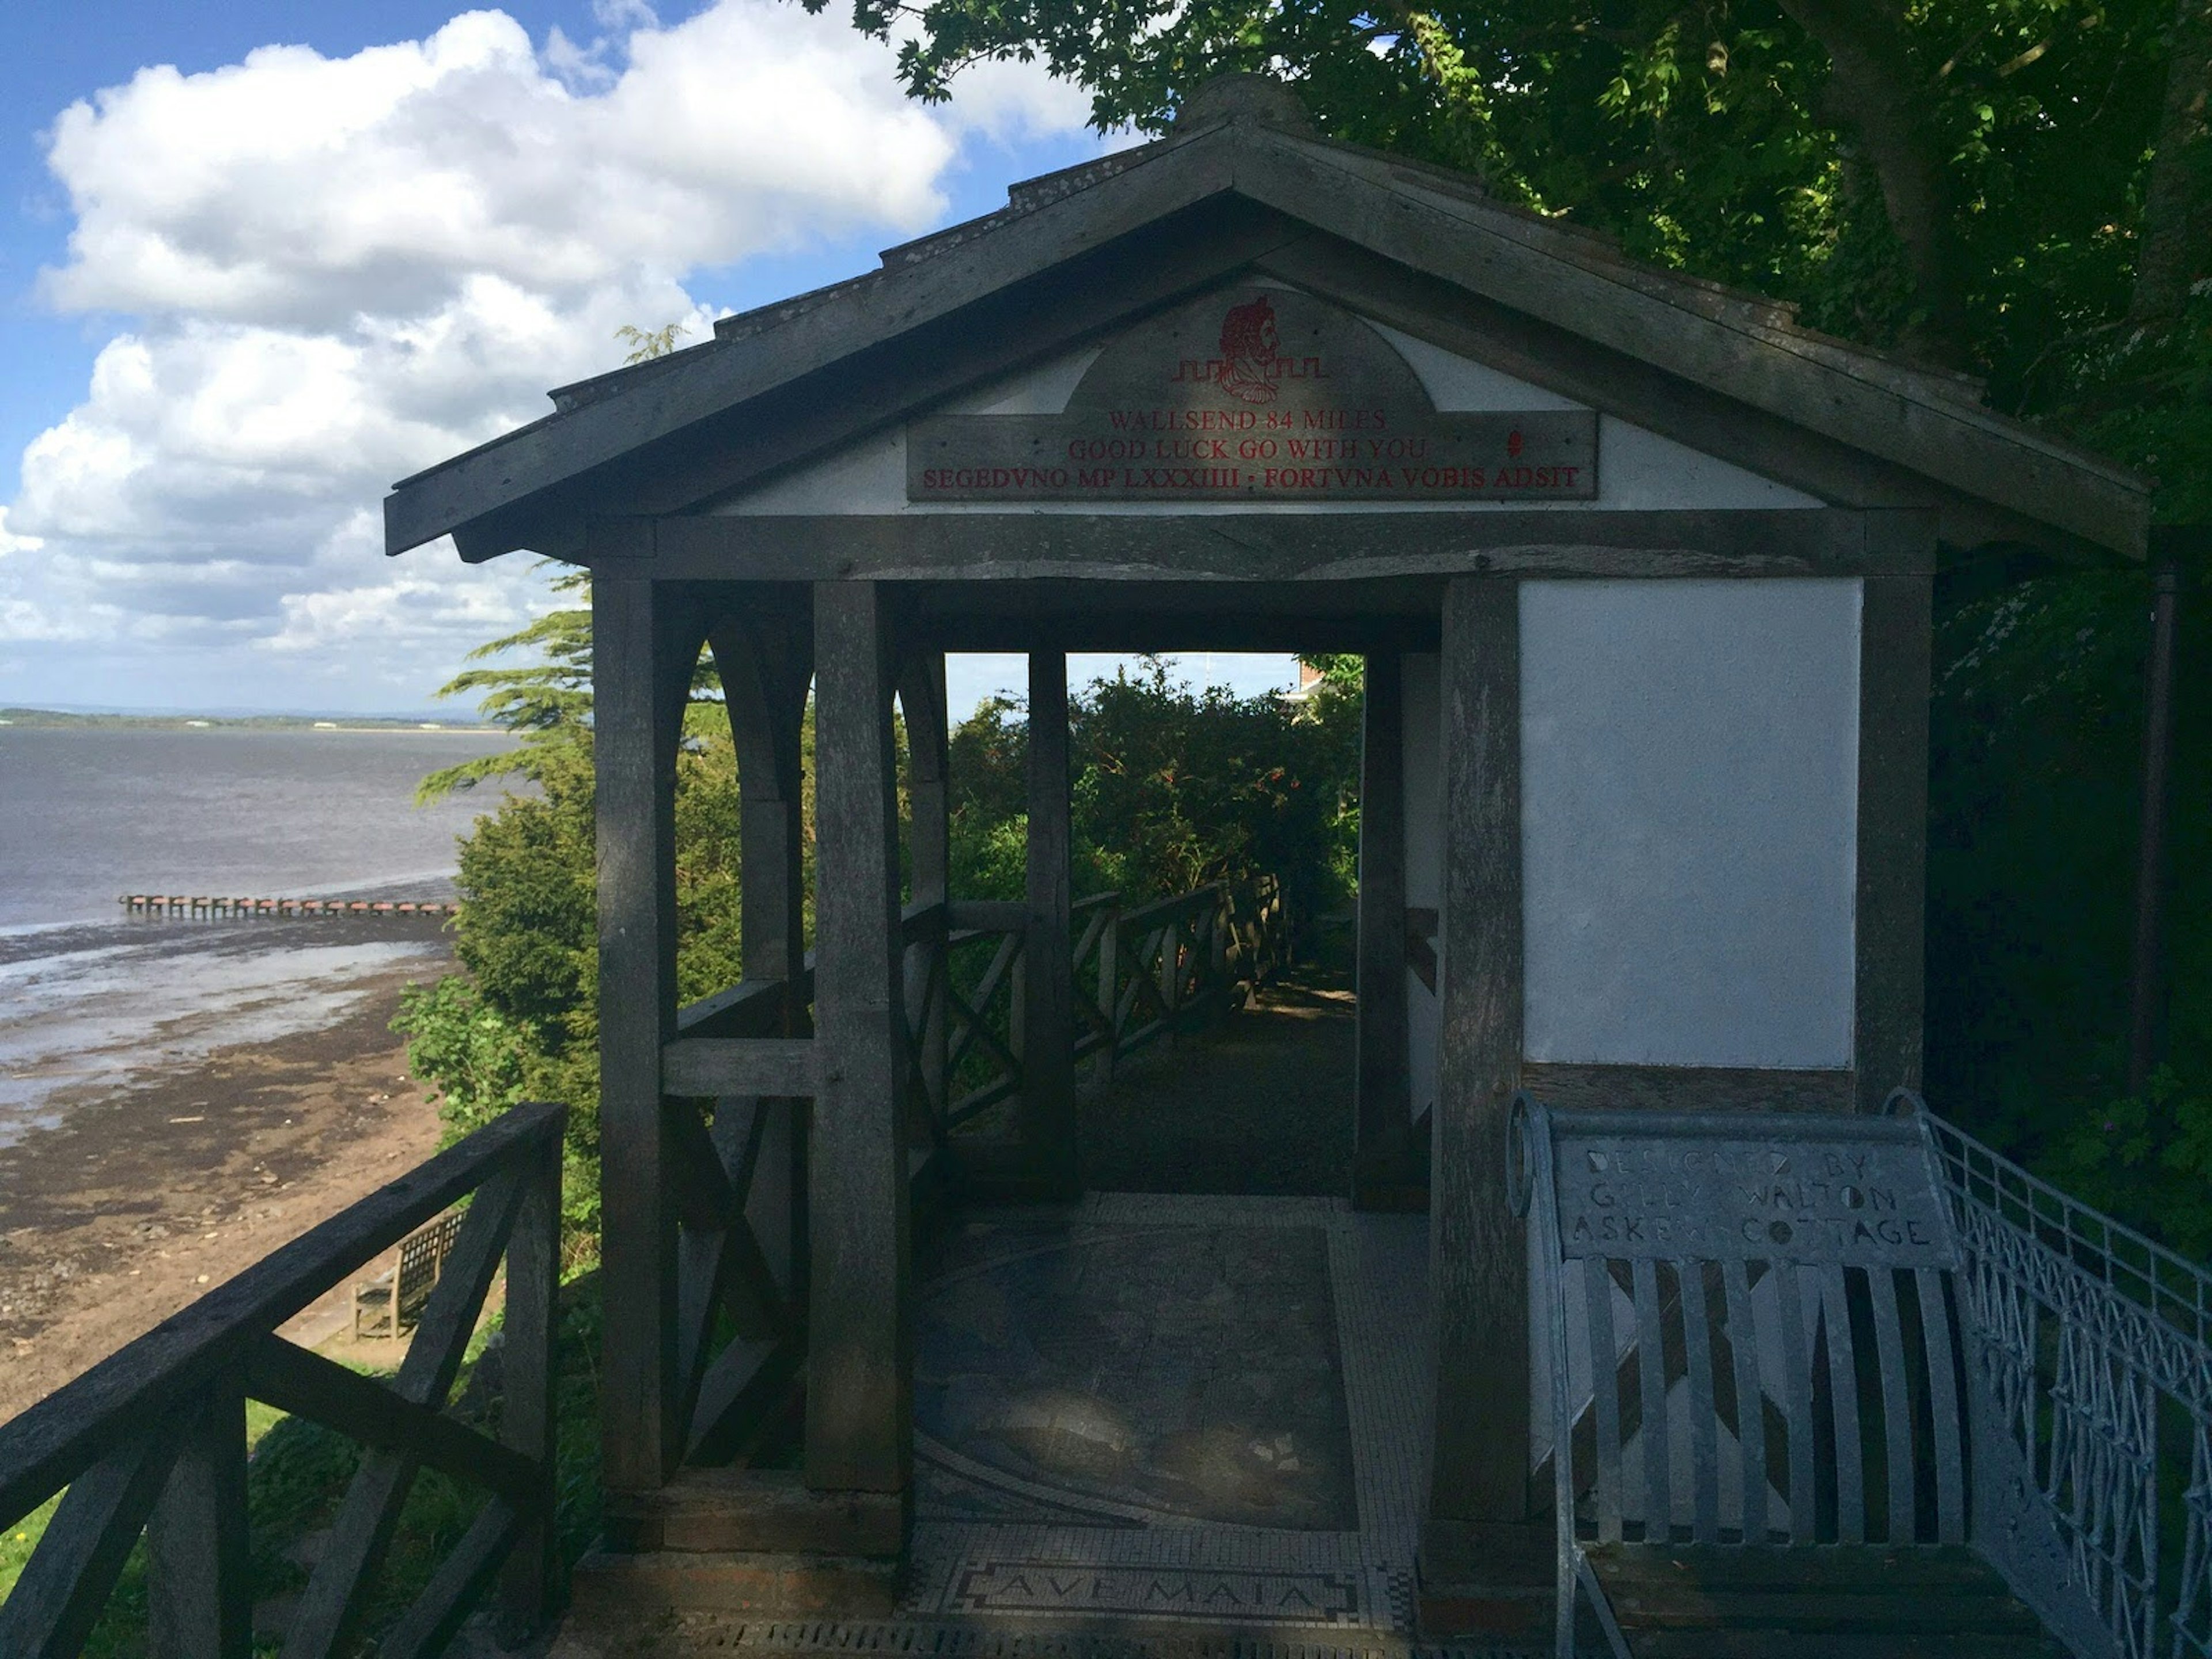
[902,651,950,911]
[901,653,952,1131]
[1355,651,1412,1207]
[806,581,911,1497]
[1420,577,1544,1637]
[499,1128,563,1620]
[710,599,816,1330]
[1024,648,1079,1197]
[596,575,695,1493]
[146,1369,251,1658]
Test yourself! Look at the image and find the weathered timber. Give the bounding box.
[0,1104,564,1658]
[0,1103,564,1523]
[1355,650,1412,1205]
[0,1429,185,1659]
[146,1369,251,1659]
[606,1468,904,1556]
[1247,241,2088,562]
[595,575,697,1494]
[390,115,2143,566]
[283,1165,532,1657]
[1230,127,2143,554]
[1022,649,1080,1197]
[1518,1062,1855,1115]
[497,1130,562,1619]
[900,653,952,1146]
[1422,575,1541,1630]
[662,1038,820,1100]
[806,581,911,1500]
[434,190,1300,560]
[244,1336,539,1505]
[596,506,1933,584]
[1853,571,1933,1112]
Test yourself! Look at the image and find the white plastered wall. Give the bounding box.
[1519,579,1861,1069]
[711,306,1822,517]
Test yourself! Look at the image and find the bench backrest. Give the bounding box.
[1511,1096,1969,1552]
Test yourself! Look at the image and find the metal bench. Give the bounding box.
[1509,1094,2068,1657]
[351,1208,465,1340]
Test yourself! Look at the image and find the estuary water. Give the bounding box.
[0,725,519,1144]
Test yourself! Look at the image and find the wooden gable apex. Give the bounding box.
[383,100,2150,566]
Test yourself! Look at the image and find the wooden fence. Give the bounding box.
[0,1101,565,1659]
[901,875,1289,1150]
[643,876,1285,1480]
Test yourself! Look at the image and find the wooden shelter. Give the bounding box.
[384,74,2148,1637]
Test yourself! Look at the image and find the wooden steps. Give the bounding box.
[1583,1545,2068,1657]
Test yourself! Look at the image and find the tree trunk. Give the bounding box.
[2131,0,2212,327]
[1777,0,1968,365]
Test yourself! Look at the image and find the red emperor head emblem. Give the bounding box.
[1215,297,1282,404]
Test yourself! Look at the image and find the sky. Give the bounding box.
[0,0,1299,719]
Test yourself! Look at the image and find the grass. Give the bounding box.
[0,1272,605,1654]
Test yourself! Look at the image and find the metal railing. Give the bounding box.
[1922,1096,2212,1659]
[0,1100,566,1658]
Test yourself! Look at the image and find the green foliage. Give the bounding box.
[946,657,1361,931]
[1926,560,2212,1248]
[2051,1067,2212,1259]
[416,567,594,803]
[616,320,689,362]
[821,0,2192,376]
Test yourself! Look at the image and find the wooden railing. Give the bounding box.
[900,875,1290,1149]
[0,1100,565,1659]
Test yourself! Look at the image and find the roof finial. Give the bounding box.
[1173,73,1316,135]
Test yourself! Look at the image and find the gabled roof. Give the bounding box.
[385,82,2149,563]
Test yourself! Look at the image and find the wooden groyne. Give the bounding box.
[120,895,459,919]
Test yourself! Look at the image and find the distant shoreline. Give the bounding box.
[0,707,503,734]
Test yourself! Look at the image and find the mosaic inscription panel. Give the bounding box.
[908,287,1596,504]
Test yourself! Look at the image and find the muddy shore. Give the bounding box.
[0,960,449,1421]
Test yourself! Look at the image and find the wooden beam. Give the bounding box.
[1518,1062,1854,1114]
[1251,237,2118,563]
[1024,647,1080,1197]
[1427,577,1529,1524]
[662,1038,820,1099]
[1854,567,1934,1112]
[243,1336,540,1506]
[598,506,1931,585]
[1234,134,2145,555]
[806,581,911,1499]
[594,574,695,1492]
[399,179,1292,556]
[1354,651,1412,1206]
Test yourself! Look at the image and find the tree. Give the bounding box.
[820,0,2204,393]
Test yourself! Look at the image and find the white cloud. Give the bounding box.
[1,2,1098,709]
[0,507,43,558]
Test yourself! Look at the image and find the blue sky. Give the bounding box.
[0,1,1297,718]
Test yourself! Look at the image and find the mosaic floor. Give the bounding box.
[904,1194,1431,1633]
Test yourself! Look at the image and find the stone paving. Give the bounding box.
[906,1195,1430,1634]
